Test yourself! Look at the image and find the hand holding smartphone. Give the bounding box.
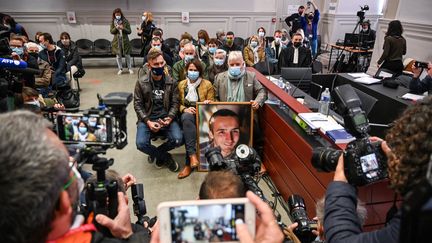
[157,198,255,243]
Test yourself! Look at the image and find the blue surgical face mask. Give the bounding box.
[115,15,121,20]
[89,121,97,127]
[152,45,161,50]
[250,41,258,48]
[78,127,87,134]
[199,38,206,45]
[184,54,194,63]
[214,58,225,66]
[12,47,24,56]
[187,70,199,81]
[151,66,164,76]
[209,47,217,54]
[229,66,242,77]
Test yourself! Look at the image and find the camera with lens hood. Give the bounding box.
[311,84,387,186]
[287,194,318,243]
[205,144,265,200]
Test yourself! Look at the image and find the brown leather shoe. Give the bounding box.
[190,154,200,169]
[178,165,192,179]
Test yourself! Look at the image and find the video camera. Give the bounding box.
[357,5,369,23]
[311,84,387,186]
[56,92,132,149]
[287,194,318,243]
[205,144,265,201]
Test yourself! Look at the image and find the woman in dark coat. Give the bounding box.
[137,11,156,55]
[377,20,407,75]
[110,8,133,75]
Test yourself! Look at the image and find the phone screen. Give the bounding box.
[169,203,245,242]
[56,113,113,145]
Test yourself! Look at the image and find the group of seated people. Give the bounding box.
[140,27,315,80]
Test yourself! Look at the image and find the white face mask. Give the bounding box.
[115,15,121,20]
[142,16,146,21]
[25,99,40,107]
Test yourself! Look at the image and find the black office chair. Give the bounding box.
[93,39,111,56]
[129,38,142,67]
[253,59,272,75]
[234,37,244,50]
[281,67,313,93]
[312,60,323,74]
[75,39,93,57]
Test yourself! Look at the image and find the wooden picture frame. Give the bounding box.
[196,102,254,171]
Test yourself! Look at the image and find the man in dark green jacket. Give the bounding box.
[172,43,208,82]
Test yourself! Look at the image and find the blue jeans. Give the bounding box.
[311,39,318,59]
[136,120,183,161]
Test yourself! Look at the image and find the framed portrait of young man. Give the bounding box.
[196,102,254,171]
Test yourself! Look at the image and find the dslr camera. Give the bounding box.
[205,144,264,200]
[311,84,387,186]
[415,61,429,69]
[287,194,318,242]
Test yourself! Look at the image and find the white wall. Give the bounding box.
[3,0,278,41]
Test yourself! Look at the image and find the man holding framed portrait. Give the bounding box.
[213,51,268,159]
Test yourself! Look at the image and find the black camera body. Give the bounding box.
[287,195,318,242]
[357,5,369,22]
[205,144,265,200]
[415,61,429,69]
[311,84,388,187]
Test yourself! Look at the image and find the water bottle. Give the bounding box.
[277,77,286,109]
[285,81,292,95]
[319,88,331,116]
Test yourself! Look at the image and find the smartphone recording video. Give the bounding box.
[158,198,255,243]
[56,113,113,145]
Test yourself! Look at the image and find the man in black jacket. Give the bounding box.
[279,33,312,69]
[285,5,305,37]
[134,48,182,172]
[38,32,67,87]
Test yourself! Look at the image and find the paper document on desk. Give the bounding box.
[348,73,370,78]
[401,93,425,101]
[354,76,381,85]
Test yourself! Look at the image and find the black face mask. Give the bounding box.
[293,42,302,48]
[29,52,39,59]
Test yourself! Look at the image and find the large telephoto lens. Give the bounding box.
[311,147,343,172]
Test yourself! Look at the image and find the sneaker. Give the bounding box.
[117,69,123,75]
[128,69,134,74]
[147,155,156,164]
[166,154,179,172]
[155,158,165,169]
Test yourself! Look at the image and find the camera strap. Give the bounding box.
[385,193,398,225]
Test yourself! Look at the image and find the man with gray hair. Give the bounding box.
[0,110,149,243]
[172,42,208,82]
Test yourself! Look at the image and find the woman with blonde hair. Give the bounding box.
[137,11,156,54]
[243,35,265,67]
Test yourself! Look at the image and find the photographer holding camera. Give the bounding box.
[323,96,432,242]
[409,61,432,94]
[0,110,150,243]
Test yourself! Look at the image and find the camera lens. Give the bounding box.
[311,147,343,172]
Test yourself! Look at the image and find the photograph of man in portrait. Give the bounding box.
[197,102,253,171]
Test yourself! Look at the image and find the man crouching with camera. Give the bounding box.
[324,96,432,242]
[0,110,149,243]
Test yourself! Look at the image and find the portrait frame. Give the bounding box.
[196,102,254,171]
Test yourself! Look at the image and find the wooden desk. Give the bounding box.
[328,44,373,72]
[251,67,400,231]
